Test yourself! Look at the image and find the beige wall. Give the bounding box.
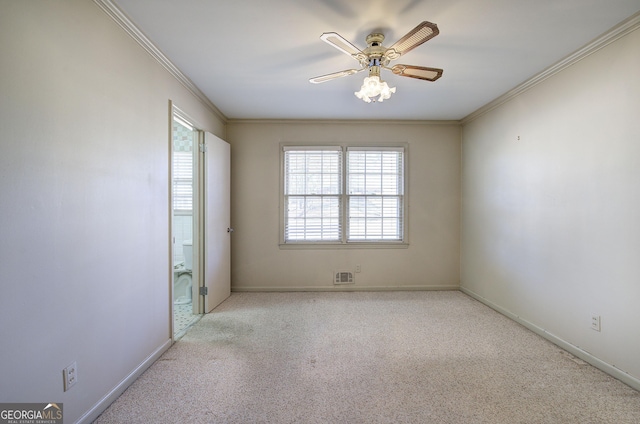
[0,1,225,422]
[461,26,640,387]
[227,121,461,291]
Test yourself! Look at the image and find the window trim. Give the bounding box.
[279,142,409,249]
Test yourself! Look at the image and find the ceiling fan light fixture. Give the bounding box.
[354,75,396,103]
[312,22,442,103]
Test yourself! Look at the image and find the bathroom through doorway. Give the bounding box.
[171,107,201,339]
[170,104,231,340]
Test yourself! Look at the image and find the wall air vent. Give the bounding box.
[334,271,354,285]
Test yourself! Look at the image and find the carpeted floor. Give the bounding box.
[95,291,640,423]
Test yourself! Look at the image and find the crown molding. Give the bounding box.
[93,0,227,123]
[227,119,461,126]
[461,11,640,125]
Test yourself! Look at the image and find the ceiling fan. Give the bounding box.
[309,21,443,103]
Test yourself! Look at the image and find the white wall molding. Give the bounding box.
[227,119,462,126]
[460,287,640,392]
[461,11,640,125]
[93,0,227,123]
[77,340,172,424]
[232,285,460,292]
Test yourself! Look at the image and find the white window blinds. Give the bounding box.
[173,151,193,211]
[283,145,405,244]
[347,148,404,241]
[284,147,342,241]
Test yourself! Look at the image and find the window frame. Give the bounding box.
[280,142,409,249]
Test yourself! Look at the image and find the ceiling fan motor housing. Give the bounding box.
[366,33,385,46]
[363,33,389,67]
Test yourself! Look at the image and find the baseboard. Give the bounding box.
[460,286,640,392]
[76,339,172,424]
[232,285,459,292]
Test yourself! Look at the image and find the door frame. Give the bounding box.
[169,102,231,337]
[169,102,203,341]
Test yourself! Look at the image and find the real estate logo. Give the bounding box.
[0,403,63,424]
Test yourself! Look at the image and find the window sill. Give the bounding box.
[279,242,409,250]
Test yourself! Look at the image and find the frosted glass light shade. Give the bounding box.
[354,76,396,103]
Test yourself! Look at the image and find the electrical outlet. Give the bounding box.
[63,361,78,391]
[590,314,601,332]
[355,264,361,273]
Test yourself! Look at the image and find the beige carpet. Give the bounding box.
[95,291,640,423]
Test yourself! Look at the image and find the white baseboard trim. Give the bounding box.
[77,339,172,424]
[460,287,640,392]
[232,285,459,292]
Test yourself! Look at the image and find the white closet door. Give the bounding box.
[203,132,231,312]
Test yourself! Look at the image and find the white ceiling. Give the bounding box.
[112,0,640,121]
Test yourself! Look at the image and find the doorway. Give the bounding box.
[171,109,201,339]
[170,105,233,340]
[170,106,231,340]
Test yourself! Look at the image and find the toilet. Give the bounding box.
[174,240,193,305]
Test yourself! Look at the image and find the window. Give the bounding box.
[347,148,404,241]
[283,145,406,245]
[283,147,342,241]
[172,116,195,212]
[172,151,193,211]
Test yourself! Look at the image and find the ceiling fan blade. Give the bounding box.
[320,32,367,63]
[384,21,439,61]
[390,64,443,81]
[309,68,365,84]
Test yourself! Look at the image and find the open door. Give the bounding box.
[201,132,231,312]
